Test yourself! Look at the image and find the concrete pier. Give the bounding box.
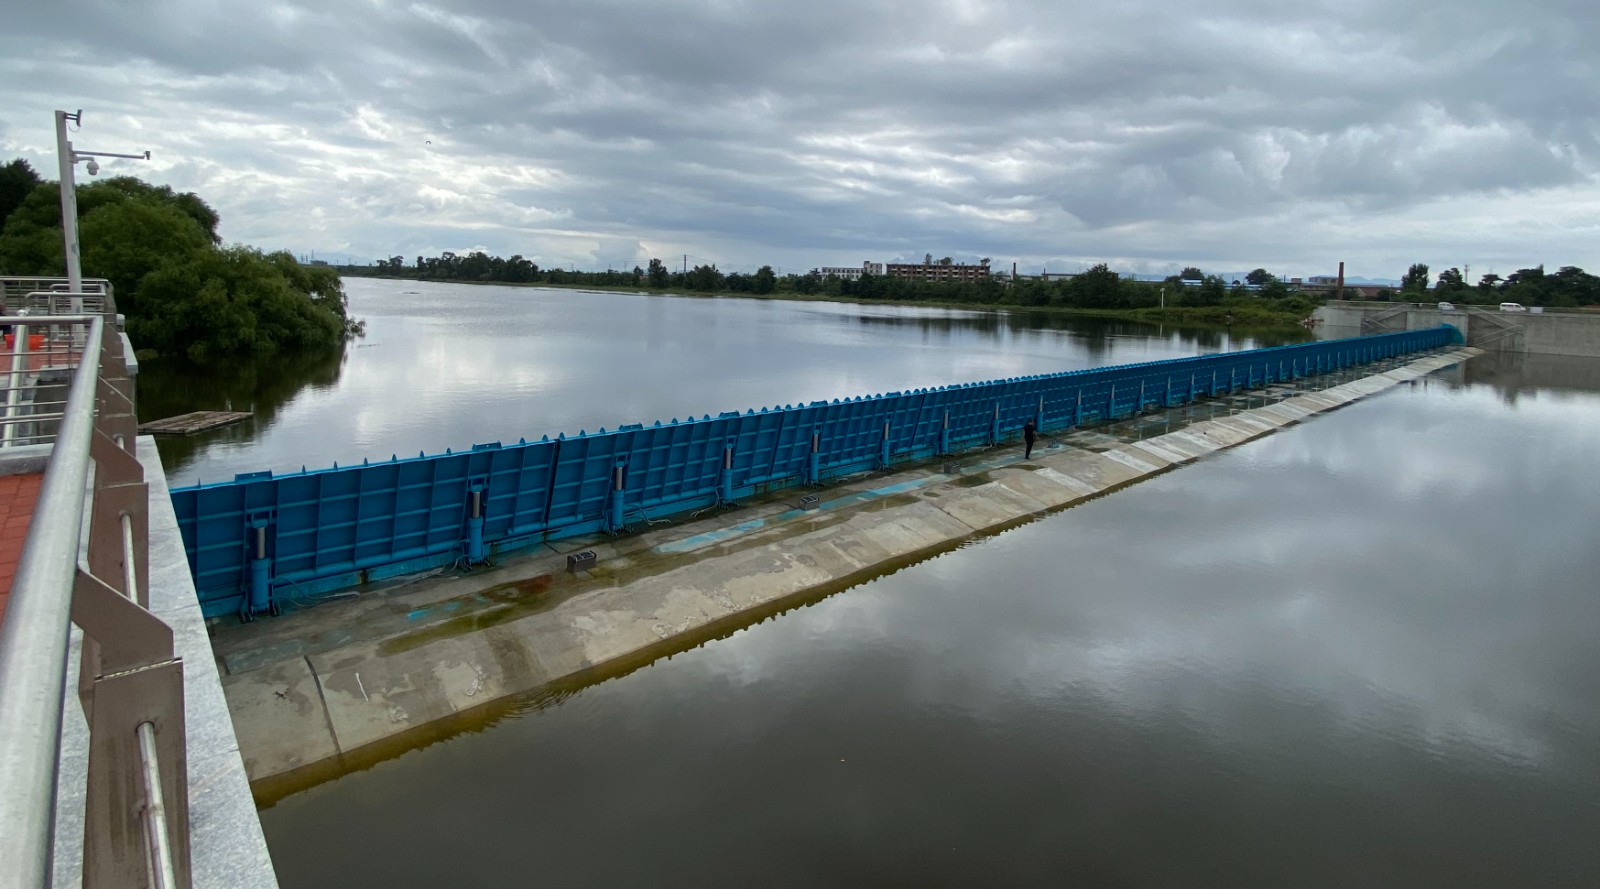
[217,348,1480,800]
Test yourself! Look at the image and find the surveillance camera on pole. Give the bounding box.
[54,109,150,312]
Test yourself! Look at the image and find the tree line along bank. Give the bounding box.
[0,159,362,363]
[351,254,1327,327]
[357,252,1600,317]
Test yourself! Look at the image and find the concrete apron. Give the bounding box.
[223,348,1481,803]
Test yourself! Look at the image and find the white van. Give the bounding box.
[1499,302,1528,312]
[1437,301,1456,311]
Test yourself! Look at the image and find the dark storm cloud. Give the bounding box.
[2,0,1597,277]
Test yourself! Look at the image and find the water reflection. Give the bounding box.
[139,347,347,478]
[259,370,1600,888]
[1459,350,1600,398]
[851,309,1308,357]
[146,280,1308,486]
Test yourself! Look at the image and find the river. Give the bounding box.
[139,279,1301,486]
[147,281,1600,886]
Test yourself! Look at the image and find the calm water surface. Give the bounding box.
[166,284,1600,886]
[141,279,1296,486]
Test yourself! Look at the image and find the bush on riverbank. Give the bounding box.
[0,163,362,361]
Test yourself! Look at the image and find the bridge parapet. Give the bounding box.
[0,299,274,889]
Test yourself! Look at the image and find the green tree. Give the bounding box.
[1189,275,1226,307]
[78,197,214,317]
[0,181,64,274]
[1259,279,1292,300]
[76,176,220,244]
[0,159,42,231]
[1435,267,1465,292]
[686,263,724,291]
[753,265,776,294]
[130,246,351,362]
[0,170,358,360]
[1179,266,1204,281]
[1548,266,1600,306]
[1065,263,1121,308]
[1401,263,1430,293]
[647,258,669,289]
[1245,268,1276,286]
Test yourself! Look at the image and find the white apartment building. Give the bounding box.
[817,262,886,280]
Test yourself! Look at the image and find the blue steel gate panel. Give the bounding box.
[478,438,560,542]
[728,408,788,488]
[622,416,735,513]
[171,326,1457,617]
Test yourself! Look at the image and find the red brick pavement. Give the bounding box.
[0,472,44,628]
[0,334,84,373]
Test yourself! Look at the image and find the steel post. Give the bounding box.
[466,486,485,562]
[607,462,626,533]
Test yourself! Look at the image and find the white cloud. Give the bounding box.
[3,0,1597,278]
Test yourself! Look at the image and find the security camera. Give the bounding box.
[85,159,99,176]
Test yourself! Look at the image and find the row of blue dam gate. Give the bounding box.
[173,326,1460,618]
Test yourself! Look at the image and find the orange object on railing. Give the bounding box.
[2,333,47,351]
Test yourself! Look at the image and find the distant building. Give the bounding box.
[817,262,885,280]
[1295,275,1367,297]
[885,260,991,284]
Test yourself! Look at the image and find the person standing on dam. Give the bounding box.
[1023,419,1037,459]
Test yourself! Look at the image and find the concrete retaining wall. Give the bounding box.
[1315,302,1600,357]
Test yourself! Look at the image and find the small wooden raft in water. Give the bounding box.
[138,411,253,435]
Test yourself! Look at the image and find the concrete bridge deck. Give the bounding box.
[216,347,1481,801]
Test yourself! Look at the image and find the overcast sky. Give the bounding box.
[3,0,1597,281]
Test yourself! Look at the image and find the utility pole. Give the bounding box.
[54,109,148,315]
[54,112,83,296]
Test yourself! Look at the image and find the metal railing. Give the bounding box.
[0,299,191,887]
[1462,307,1526,350]
[0,276,112,304]
[2,315,94,449]
[1359,304,1410,333]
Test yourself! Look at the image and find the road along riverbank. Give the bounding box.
[216,348,1479,802]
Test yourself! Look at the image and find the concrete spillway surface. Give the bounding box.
[213,348,1480,797]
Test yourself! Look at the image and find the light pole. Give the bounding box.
[54,109,149,309]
